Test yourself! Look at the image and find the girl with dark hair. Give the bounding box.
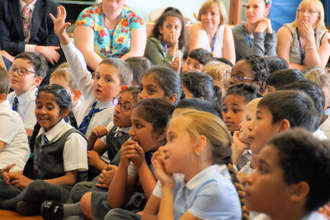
[0,84,88,216]
[144,7,188,72]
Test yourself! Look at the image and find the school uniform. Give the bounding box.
[72,98,84,121]
[313,128,327,140]
[0,100,29,171]
[7,88,37,131]
[319,116,330,140]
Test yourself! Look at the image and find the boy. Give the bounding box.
[264,69,305,95]
[7,52,47,136]
[263,56,289,74]
[181,48,212,73]
[49,63,83,119]
[0,66,29,171]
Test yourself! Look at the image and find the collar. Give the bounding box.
[182,165,219,190]
[95,100,113,110]
[20,0,37,13]
[15,88,37,105]
[1,100,11,109]
[38,119,67,142]
[117,126,131,134]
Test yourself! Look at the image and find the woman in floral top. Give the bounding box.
[74,0,146,71]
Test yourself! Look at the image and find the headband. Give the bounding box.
[265,0,272,9]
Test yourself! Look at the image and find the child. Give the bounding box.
[51,6,133,140]
[222,83,262,133]
[202,59,232,96]
[0,84,88,216]
[7,52,48,136]
[264,69,305,95]
[144,7,188,72]
[263,56,289,74]
[125,57,153,86]
[138,66,183,105]
[174,98,221,118]
[230,55,269,94]
[181,48,212,73]
[0,66,29,171]
[140,110,248,220]
[245,128,330,220]
[49,62,84,120]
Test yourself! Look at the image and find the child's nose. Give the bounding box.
[138,91,146,101]
[229,76,236,85]
[128,127,134,137]
[115,104,122,113]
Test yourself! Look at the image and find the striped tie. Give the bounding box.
[12,97,18,111]
[78,102,104,135]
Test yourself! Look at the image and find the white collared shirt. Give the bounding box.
[19,0,37,13]
[319,115,330,140]
[7,88,37,130]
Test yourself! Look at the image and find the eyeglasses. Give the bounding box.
[230,74,255,82]
[298,9,319,15]
[9,67,36,76]
[113,97,132,112]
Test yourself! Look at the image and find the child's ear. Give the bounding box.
[155,129,167,144]
[33,76,43,86]
[168,93,178,104]
[289,181,310,203]
[0,93,6,103]
[159,26,163,35]
[120,85,129,93]
[194,135,207,155]
[278,119,290,132]
[72,89,82,102]
[60,107,70,118]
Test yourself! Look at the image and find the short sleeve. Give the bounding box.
[75,5,99,29]
[0,113,19,144]
[23,100,37,130]
[127,161,138,176]
[152,180,162,198]
[63,133,88,171]
[122,6,145,31]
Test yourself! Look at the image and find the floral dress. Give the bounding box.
[75,4,145,58]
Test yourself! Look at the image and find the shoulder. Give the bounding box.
[277,26,292,38]
[189,22,204,35]
[78,3,102,18]
[44,0,60,8]
[232,23,245,32]
[321,31,330,44]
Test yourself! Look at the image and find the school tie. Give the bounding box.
[78,102,104,135]
[22,5,31,43]
[44,135,49,145]
[12,97,18,112]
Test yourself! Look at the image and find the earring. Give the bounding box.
[195,150,200,156]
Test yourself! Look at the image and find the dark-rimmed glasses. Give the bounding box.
[8,67,36,76]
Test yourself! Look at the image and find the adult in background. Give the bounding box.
[188,0,235,65]
[0,0,65,84]
[74,0,146,71]
[276,0,330,71]
[232,0,276,62]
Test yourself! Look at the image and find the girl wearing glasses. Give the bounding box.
[277,0,330,71]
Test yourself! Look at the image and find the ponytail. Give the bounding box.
[66,110,78,129]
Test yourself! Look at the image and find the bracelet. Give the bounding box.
[305,46,314,50]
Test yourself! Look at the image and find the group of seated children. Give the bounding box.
[1,3,330,220]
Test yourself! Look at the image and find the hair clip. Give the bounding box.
[29,152,35,158]
[265,0,271,8]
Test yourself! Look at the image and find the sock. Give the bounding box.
[63,202,85,218]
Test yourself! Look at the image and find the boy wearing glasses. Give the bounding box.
[7,52,47,136]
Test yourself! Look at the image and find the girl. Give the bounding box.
[144,7,188,72]
[125,57,153,86]
[229,55,269,94]
[232,0,276,62]
[180,71,222,115]
[0,84,88,216]
[141,110,248,220]
[245,128,330,220]
[174,98,221,118]
[71,98,174,220]
[138,66,184,105]
[222,83,262,133]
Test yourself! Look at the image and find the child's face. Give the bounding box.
[245,145,290,214]
[263,85,276,96]
[93,63,122,102]
[230,60,255,86]
[159,16,182,41]
[222,95,248,132]
[182,85,195,99]
[182,58,204,73]
[9,58,41,96]
[113,91,135,128]
[129,107,163,153]
[49,76,77,106]
[162,117,195,174]
[138,74,165,101]
[248,107,281,155]
[35,92,68,131]
[239,100,259,143]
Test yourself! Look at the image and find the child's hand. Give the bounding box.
[119,140,138,168]
[152,147,175,188]
[96,164,118,188]
[319,202,330,219]
[1,163,16,184]
[129,142,146,168]
[231,131,250,166]
[49,5,71,45]
[164,34,179,48]
[90,125,109,141]
[8,173,33,189]
[171,57,181,73]
[87,150,102,167]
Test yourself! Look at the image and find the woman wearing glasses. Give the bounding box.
[277,0,330,71]
[232,0,276,62]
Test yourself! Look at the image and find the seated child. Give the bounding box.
[49,62,83,119]
[245,128,330,220]
[222,83,262,133]
[263,56,289,74]
[181,48,212,73]
[202,59,231,96]
[264,69,305,95]
[210,57,234,67]
[180,71,222,112]
[174,98,221,118]
[230,55,268,94]
[7,52,48,136]
[125,57,153,86]
[0,67,29,171]
[140,110,248,220]
[0,84,88,216]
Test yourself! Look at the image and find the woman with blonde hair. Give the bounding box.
[188,0,235,64]
[276,0,330,71]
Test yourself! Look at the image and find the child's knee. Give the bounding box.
[26,180,47,193]
[80,192,93,218]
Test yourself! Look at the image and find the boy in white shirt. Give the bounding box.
[7,52,47,136]
[0,66,29,171]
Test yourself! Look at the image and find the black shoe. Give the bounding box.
[16,201,41,216]
[40,200,64,220]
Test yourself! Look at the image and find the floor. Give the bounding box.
[0,210,42,220]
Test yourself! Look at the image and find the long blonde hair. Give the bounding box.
[197,0,227,26]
